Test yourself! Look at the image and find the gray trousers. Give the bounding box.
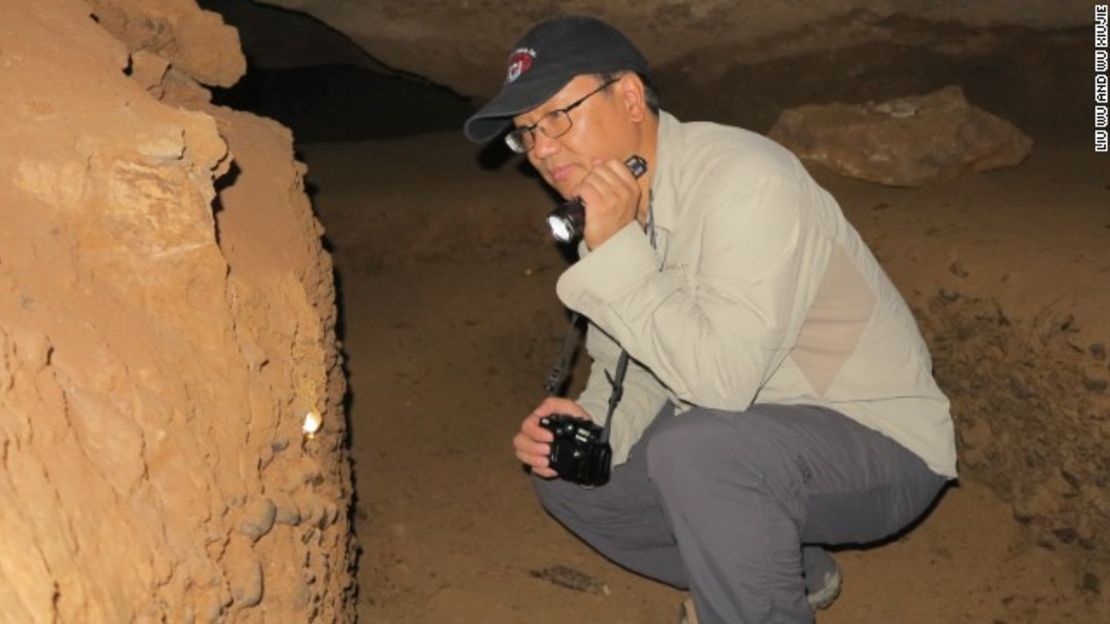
[533,403,947,624]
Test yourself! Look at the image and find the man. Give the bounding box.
[464,15,957,624]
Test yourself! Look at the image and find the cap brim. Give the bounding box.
[463,72,571,143]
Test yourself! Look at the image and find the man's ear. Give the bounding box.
[618,73,647,123]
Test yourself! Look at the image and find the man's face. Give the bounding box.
[512,75,639,199]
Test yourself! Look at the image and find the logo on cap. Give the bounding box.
[506,47,537,83]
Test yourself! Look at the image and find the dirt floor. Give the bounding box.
[190,10,1110,621]
[291,119,1110,623]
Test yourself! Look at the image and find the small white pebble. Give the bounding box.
[302,410,323,437]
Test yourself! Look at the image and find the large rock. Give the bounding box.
[0,0,352,621]
[767,86,1033,186]
[87,0,246,87]
[255,0,1094,99]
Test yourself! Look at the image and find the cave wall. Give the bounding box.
[0,1,353,621]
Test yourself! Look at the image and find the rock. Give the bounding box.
[939,288,962,303]
[529,565,609,595]
[1082,572,1102,595]
[271,492,302,526]
[228,556,264,608]
[1052,527,1078,544]
[1091,342,1107,361]
[1083,375,1108,393]
[198,591,225,623]
[320,500,339,529]
[767,86,1033,186]
[87,0,246,87]
[294,492,325,528]
[283,457,323,492]
[161,67,214,106]
[136,133,186,163]
[237,497,277,540]
[258,443,275,470]
[128,50,170,93]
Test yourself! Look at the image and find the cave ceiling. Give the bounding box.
[254,0,1093,99]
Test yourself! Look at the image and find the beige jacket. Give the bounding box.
[556,112,958,478]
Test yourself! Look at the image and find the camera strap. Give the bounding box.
[597,190,653,440]
[542,188,655,441]
[599,350,628,445]
[544,312,584,397]
[542,311,629,444]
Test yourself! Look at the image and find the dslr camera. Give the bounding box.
[538,414,612,486]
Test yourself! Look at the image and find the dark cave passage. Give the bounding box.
[201,0,476,142]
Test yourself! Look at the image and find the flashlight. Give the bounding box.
[547,155,648,243]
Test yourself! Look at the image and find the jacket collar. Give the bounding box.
[650,110,682,234]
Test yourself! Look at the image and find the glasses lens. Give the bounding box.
[546,111,573,140]
[504,130,528,153]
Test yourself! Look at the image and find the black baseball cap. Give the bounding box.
[463,15,650,144]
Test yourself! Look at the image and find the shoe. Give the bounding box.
[676,566,842,624]
[677,597,698,624]
[805,560,842,611]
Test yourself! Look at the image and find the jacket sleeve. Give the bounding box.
[556,174,808,411]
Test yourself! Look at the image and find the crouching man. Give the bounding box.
[463,15,957,624]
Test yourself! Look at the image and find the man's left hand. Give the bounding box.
[576,158,642,250]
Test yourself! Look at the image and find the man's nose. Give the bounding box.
[531,130,560,158]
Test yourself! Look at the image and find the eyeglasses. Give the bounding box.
[505,78,619,153]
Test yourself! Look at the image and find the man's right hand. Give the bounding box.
[514,397,593,479]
